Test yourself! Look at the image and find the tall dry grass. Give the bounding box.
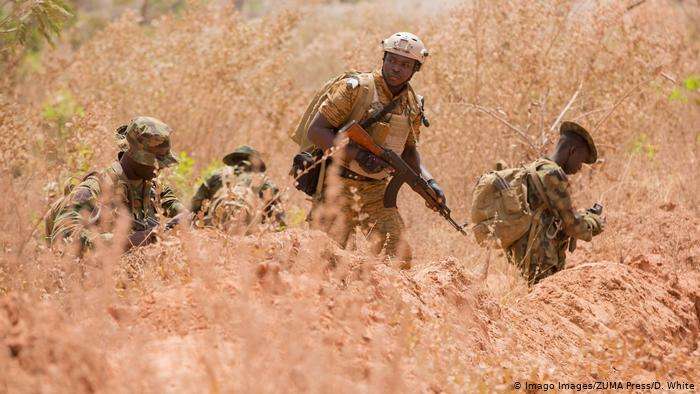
[0,0,698,392]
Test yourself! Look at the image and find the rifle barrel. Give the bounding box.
[344,122,469,237]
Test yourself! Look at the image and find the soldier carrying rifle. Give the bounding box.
[291,32,453,264]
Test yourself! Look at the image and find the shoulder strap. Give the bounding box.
[526,162,560,220]
[346,72,376,123]
[359,86,406,130]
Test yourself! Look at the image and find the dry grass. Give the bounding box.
[0,0,699,392]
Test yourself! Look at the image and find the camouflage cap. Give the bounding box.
[115,124,129,153]
[124,116,178,168]
[560,121,597,164]
[223,145,266,172]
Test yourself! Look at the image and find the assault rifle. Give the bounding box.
[338,121,467,236]
[132,215,182,232]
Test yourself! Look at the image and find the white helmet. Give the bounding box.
[381,32,429,65]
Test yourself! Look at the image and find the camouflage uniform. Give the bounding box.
[46,117,184,250]
[312,69,424,260]
[507,158,603,284]
[191,146,283,231]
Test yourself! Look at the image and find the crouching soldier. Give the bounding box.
[45,116,188,253]
[470,121,605,285]
[191,145,284,232]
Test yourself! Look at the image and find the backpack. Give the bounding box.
[470,164,540,249]
[289,71,377,197]
[208,176,255,230]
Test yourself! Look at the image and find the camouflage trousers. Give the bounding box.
[507,215,567,285]
[310,176,411,261]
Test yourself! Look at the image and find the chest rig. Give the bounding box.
[345,74,417,180]
[107,162,161,231]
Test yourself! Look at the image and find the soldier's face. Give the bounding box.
[563,145,589,175]
[135,162,158,179]
[382,53,417,87]
[123,152,158,180]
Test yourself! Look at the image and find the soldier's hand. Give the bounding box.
[354,148,389,174]
[426,179,446,211]
[584,213,605,236]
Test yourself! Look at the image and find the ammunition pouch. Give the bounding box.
[291,149,329,197]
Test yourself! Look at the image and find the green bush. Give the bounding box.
[630,133,656,160]
[41,90,84,136]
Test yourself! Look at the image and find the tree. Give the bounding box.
[0,0,72,61]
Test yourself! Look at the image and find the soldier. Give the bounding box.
[191,145,284,232]
[507,122,605,284]
[305,32,445,262]
[46,116,187,252]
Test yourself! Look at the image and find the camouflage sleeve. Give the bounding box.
[190,172,222,213]
[259,178,285,227]
[160,184,185,218]
[405,112,421,147]
[50,173,109,248]
[318,78,362,128]
[406,93,423,146]
[540,169,594,242]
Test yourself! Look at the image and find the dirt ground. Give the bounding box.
[1,211,698,392]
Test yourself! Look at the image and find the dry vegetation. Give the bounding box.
[1,0,699,392]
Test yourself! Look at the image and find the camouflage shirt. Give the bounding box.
[319,69,423,146]
[526,158,596,241]
[48,160,184,248]
[505,158,602,284]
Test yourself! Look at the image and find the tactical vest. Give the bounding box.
[44,161,165,243]
[105,162,162,231]
[344,73,416,180]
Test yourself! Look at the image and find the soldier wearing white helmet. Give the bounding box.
[381,32,429,70]
[303,31,445,265]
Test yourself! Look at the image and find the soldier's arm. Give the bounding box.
[400,109,446,207]
[401,105,426,174]
[258,179,277,198]
[541,170,595,241]
[308,78,362,151]
[258,179,282,208]
[190,172,222,213]
[159,184,186,218]
[50,174,110,249]
[401,141,431,178]
[258,178,285,227]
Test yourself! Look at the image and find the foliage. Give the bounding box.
[669,74,699,104]
[285,205,307,227]
[683,74,699,91]
[165,151,196,200]
[0,0,72,51]
[41,90,84,135]
[629,133,656,160]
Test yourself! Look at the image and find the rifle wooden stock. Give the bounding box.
[338,121,384,157]
[338,120,467,236]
